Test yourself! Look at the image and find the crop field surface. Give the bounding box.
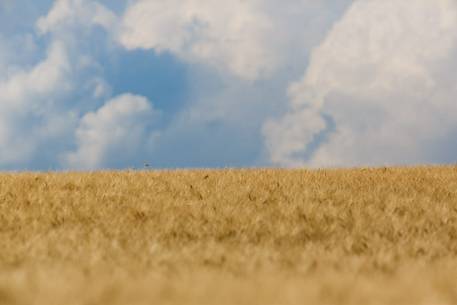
[0,167,457,305]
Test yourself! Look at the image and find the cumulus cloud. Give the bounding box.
[0,41,71,165]
[118,0,349,81]
[0,0,126,169]
[118,0,275,80]
[7,0,456,170]
[0,42,69,107]
[37,0,116,34]
[63,94,159,169]
[114,0,356,168]
[36,0,119,107]
[264,0,457,167]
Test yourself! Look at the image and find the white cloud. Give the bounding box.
[0,0,124,169]
[63,94,159,169]
[263,0,457,167]
[114,0,355,167]
[37,0,117,34]
[263,108,328,167]
[118,0,349,81]
[0,41,71,165]
[14,0,457,170]
[0,42,69,109]
[118,0,274,80]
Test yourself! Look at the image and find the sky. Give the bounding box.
[0,0,456,170]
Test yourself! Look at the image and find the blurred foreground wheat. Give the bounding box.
[0,167,456,305]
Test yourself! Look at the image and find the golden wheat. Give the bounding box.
[0,167,456,305]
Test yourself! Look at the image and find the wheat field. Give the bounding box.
[0,167,456,305]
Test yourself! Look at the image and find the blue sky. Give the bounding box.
[1,0,457,170]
